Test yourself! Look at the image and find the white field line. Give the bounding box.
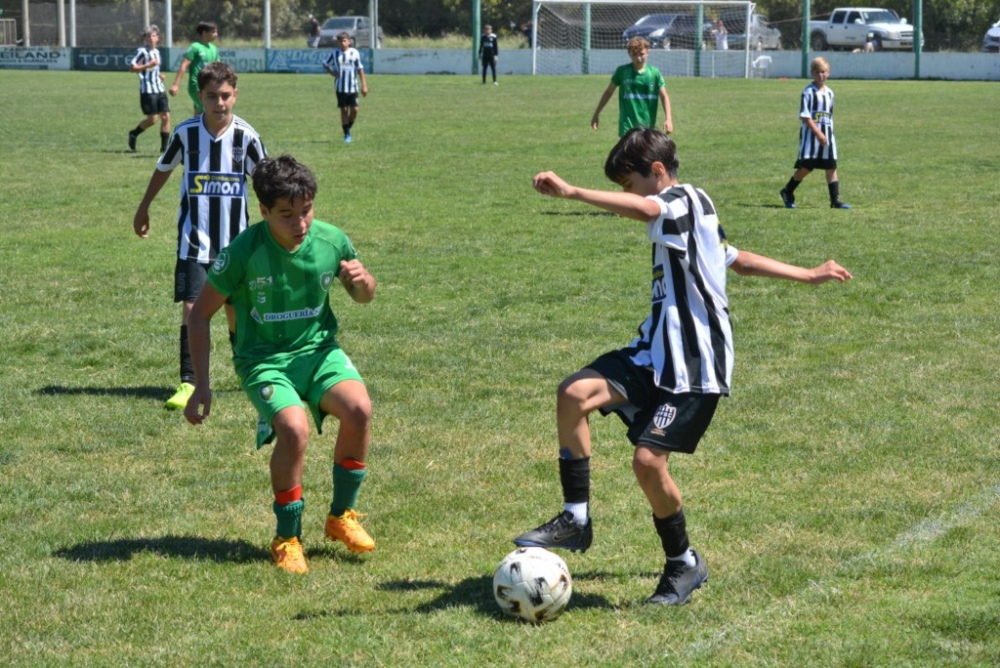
[672,483,1000,662]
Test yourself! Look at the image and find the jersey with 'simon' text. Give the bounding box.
[798,82,837,161]
[324,47,364,94]
[624,184,738,395]
[207,219,359,377]
[133,46,165,94]
[157,114,266,262]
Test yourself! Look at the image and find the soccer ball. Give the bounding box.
[493,547,572,623]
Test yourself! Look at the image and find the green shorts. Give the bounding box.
[242,346,364,449]
[188,84,204,113]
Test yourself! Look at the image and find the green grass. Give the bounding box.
[1,70,999,666]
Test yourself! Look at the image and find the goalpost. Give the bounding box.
[531,0,760,78]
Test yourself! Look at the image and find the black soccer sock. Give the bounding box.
[342,124,350,137]
[132,124,146,136]
[828,180,841,204]
[653,509,690,560]
[160,132,169,152]
[784,177,801,195]
[558,456,590,505]
[179,325,195,384]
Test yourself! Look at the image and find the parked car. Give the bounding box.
[318,16,383,49]
[720,12,782,50]
[622,13,682,47]
[622,13,711,50]
[983,19,1000,52]
[809,8,919,51]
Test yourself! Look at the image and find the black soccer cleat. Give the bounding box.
[128,131,138,152]
[646,549,708,606]
[513,511,593,553]
[780,188,796,209]
[830,201,852,209]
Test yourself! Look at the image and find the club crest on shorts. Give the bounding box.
[653,403,677,429]
[259,384,275,402]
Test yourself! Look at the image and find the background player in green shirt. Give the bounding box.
[592,37,673,137]
[169,20,220,115]
[183,155,378,575]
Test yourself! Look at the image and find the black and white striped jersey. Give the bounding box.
[624,184,738,395]
[133,46,165,94]
[798,82,837,161]
[323,47,365,94]
[157,115,266,263]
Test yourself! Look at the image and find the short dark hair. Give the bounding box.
[252,156,318,209]
[196,21,218,36]
[197,61,237,92]
[604,128,680,185]
[337,32,351,42]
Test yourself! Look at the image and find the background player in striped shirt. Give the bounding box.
[127,25,170,153]
[323,33,369,143]
[169,20,220,116]
[514,128,852,606]
[780,57,851,210]
[133,62,266,410]
[183,155,378,574]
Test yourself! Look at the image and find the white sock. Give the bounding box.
[667,548,697,568]
[563,502,588,526]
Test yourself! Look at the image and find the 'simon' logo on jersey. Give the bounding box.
[188,172,245,197]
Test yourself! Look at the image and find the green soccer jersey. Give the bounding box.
[611,63,666,137]
[207,219,359,378]
[185,41,219,90]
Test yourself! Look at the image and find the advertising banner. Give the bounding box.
[167,47,266,73]
[0,46,72,70]
[75,47,137,71]
[268,48,371,74]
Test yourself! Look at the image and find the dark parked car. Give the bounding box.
[720,12,783,50]
[622,13,711,50]
[622,13,682,47]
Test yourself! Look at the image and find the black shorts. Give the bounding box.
[586,350,720,454]
[795,157,838,171]
[336,92,359,109]
[140,92,170,116]
[173,257,210,303]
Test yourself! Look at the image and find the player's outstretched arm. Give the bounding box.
[169,58,191,96]
[729,250,852,284]
[533,171,661,222]
[339,259,376,304]
[184,283,228,425]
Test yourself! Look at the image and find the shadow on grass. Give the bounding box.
[37,385,239,402]
[366,569,621,620]
[53,535,268,563]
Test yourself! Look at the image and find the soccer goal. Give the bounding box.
[530,1,760,78]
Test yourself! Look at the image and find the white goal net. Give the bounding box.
[531,1,764,78]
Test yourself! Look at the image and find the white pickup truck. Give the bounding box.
[809,8,918,51]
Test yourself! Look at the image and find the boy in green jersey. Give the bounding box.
[592,37,673,137]
[169,20,220,115]
[184,155,378,574]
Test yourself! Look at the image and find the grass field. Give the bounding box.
[0,69,998,666]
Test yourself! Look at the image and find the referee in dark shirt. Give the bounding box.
[479,24,499,85]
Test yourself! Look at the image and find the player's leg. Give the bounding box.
[129,95,157,150]
[481,58,487,83]
[249,376,312,574]
[165,260,201,409]
[514,364,624,553]
[158,103,171,153]
[490,57,498,84]
[826,167,851,209]
[310,352,375,553]
[188,85,204,116]
[634,393,717,605]
[781,166,812,208]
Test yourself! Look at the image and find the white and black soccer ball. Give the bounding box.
[493,547,572,623]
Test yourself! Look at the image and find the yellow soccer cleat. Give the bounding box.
[270,536,309,574]
[164,382,195,410]
[325,510,375,553]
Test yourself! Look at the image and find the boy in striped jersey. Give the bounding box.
[323,33,369,143]
[127,25,170,153]
[133,62,267,410]
[515,128,852,605]
[184,155,378,574]
[780,57,851,209]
